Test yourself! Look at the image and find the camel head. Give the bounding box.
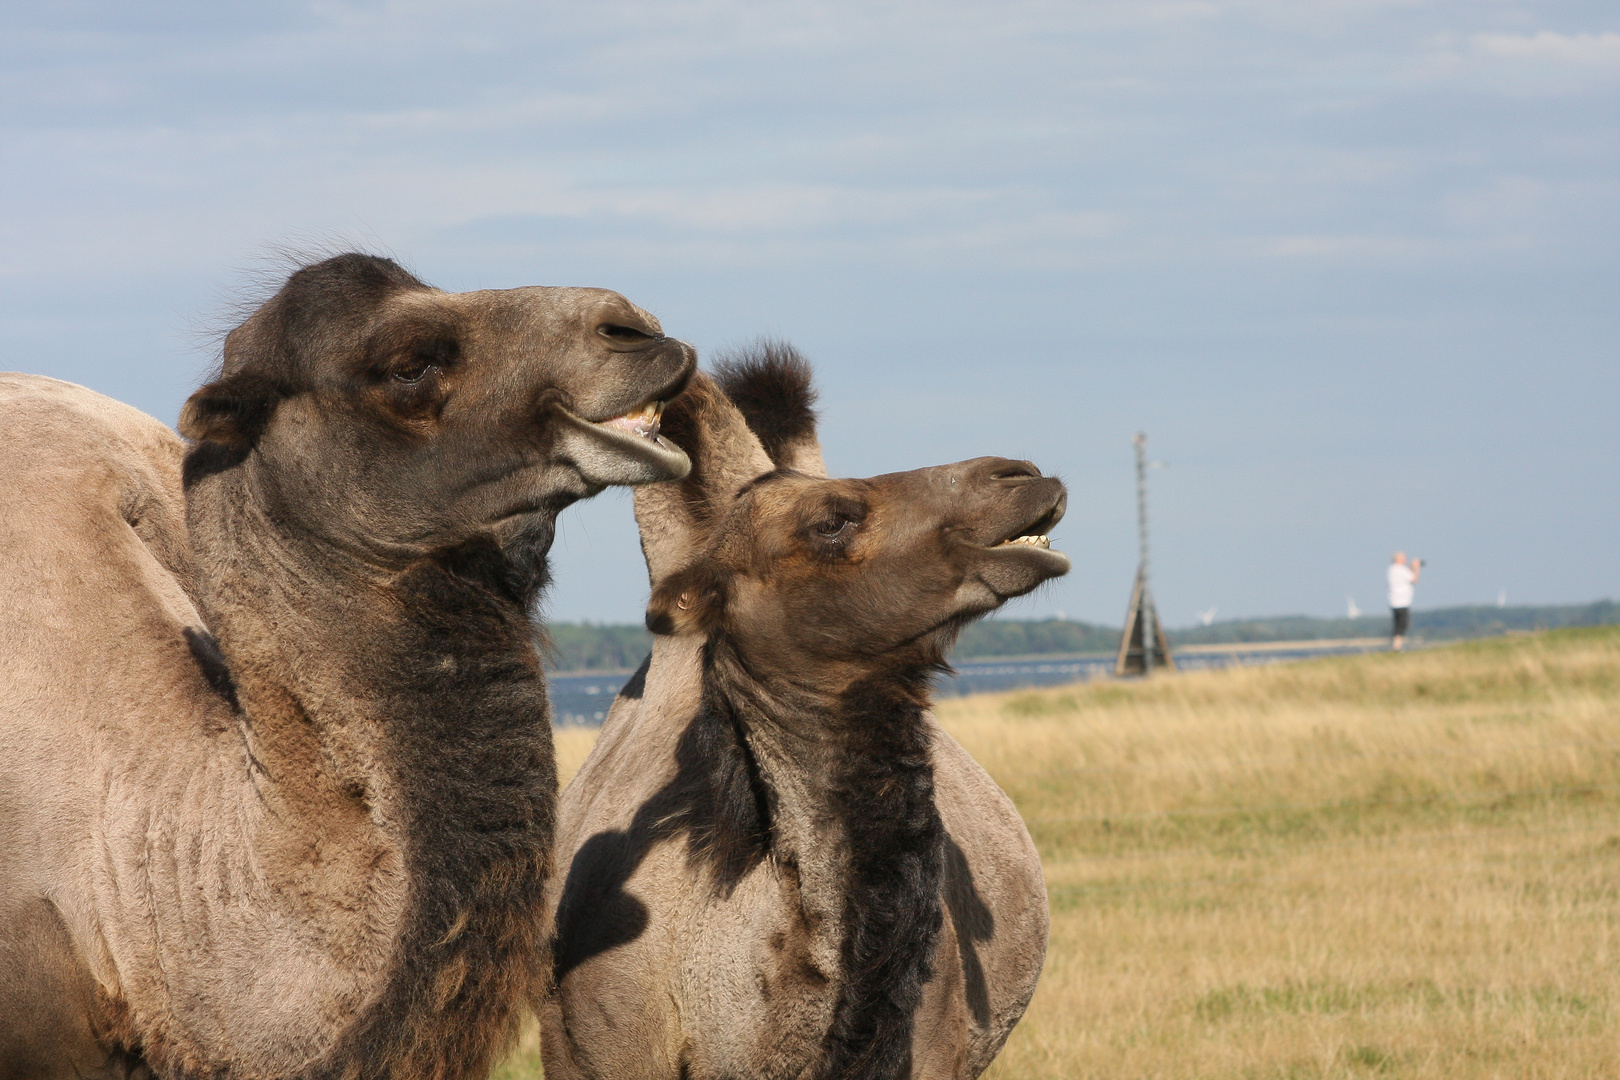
[641,344,1069,682]
[178,253,694,580]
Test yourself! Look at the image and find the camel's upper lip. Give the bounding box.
[961,497,1067,556]
[569,352,694,428]
[553,347,692,448]
[994,502,1064,547]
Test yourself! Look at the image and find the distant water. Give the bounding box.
[550,670,633,727]
[549,642,1381,727]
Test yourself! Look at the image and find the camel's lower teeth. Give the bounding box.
[605,400,665,440]
[997,534,1051,549]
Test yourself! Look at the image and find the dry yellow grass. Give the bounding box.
[944,626,1620,1079]
[502,626,1620,1078]
[553,725,600,789]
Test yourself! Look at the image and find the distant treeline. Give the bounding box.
[1168,601,1620,646]
[543,600,1620,671]
[951,618,1119,657]
[545,622,654,673]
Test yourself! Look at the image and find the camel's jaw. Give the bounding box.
[977,537,1072,584]
[976,500,1070,578]
[956,482,1071,601]
[551,338,695,487]
[554,400,692,487]
[968,535,1072,599]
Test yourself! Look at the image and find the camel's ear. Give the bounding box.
[646,562,727,637]
[181,254,423,448]
[712,340,825,477]
[177,369,292,448]
[633,371,774,584]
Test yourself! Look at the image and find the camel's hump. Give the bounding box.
[0,373,185,471]
[0,372,192,585]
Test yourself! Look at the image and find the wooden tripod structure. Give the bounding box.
[1116,432,1175,676]
[1115,567,1174,675]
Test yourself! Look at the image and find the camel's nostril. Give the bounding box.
[597,323,658,344]
[989,462,1040,481]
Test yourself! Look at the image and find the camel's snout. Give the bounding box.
[922,457,1070,590]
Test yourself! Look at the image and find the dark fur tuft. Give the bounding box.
[942,836,995,1028]
[324,552,557,1080]
[181,440,252,488]
[436,534,551,611]
[812,666,945,1080]
[617,654,651,700]
[670,646,776,889]
[183,627,240,710]
[711,341,818,467]
[178,369,298,450]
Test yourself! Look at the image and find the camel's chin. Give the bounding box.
[971,542,1072,603]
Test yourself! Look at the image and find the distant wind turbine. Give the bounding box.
[1346,596,1361,619]
[1196,606,1217,627]
[1498,589,1506,608]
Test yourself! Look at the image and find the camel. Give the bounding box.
[0,253,695,1080]
[541,345,1067,1080]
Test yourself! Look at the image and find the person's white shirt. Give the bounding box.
[1387,563,1415,608]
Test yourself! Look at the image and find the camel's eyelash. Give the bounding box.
[391,362,435,384]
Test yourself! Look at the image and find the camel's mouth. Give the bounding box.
[983,530,1068,574]
[965,496,1071,591]
[596,399,665,442]
[555,397,691,486]
[994,533,1053,550]
[986,502,1065,554]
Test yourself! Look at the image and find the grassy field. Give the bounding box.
[514,627,1620,1078]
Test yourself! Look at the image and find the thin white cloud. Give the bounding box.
[1471,30,1620,65]
[1262,234,1436,260]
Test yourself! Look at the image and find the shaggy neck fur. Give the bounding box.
[149,457,557,1080]
[696,638,946,1080]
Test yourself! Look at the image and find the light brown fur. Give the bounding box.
[541,361,1057,1080]
[0,254,695,1080]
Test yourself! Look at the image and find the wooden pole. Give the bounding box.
[1135,432,1154,676]
[1116,433,1175,676]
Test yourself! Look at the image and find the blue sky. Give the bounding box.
[4,1,1615,625]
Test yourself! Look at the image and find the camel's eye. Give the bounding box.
[804,497,866,554]
[391,360,434,384]
[813,517,854,540]
[380,336,458,387]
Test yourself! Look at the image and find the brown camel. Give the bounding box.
[541,345,1066,1080]
[0,253,694,1080]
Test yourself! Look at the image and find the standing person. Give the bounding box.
[1387,551,1422,651]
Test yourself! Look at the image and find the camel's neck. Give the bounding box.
[703,641,946,1080]
[163,463,555,1080]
